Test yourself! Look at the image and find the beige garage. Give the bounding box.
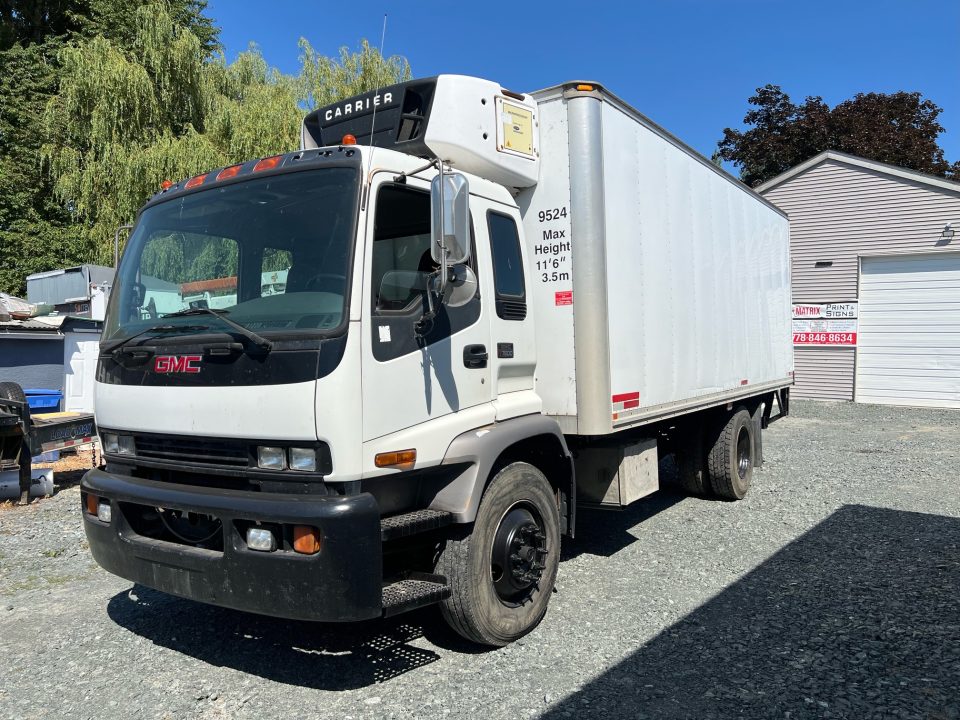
[759,151,960,408]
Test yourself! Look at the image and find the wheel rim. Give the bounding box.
[736,425,752,480]
[490,503,549,605]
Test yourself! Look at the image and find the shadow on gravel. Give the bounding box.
[102,485,689,690]
[541,504,960,720]
[107,588,481,689]
[562,486,687,560]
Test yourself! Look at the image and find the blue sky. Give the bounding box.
[207,0,960,173]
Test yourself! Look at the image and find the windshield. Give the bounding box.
[103,168,360,342]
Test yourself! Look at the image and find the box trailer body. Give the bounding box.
[517,84,791,435]
[81,75,793,646]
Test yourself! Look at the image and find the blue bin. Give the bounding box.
[24,388,62,413]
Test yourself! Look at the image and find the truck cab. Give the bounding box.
[83,77,574,645]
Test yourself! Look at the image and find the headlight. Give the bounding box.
[118,435,135,456]
[103,433,119,454]
[257,446,286,470]
[288,447,317,472]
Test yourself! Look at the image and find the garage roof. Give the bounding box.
[757,150,960,196]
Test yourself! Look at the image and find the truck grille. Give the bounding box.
[133,434,250,468]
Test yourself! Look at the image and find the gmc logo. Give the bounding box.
[154,355,202,374]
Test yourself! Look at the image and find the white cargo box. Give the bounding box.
[517,83,793,435]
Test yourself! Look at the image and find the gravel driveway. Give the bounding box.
[1,400,958,720]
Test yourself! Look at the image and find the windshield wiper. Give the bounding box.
[162,308,273,352]
[103,324,208,355]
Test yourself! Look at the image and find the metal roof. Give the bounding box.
[0,319,63,332]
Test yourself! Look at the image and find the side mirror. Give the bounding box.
[431,173,470,266]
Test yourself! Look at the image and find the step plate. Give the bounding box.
[380,509,453,541]
[382,577,451,617]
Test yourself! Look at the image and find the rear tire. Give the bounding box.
[437,462,560,647]
[0,382,26,404]
[676,424,711,496]
[707,408,755,500]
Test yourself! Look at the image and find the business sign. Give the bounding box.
[793,303,858,346]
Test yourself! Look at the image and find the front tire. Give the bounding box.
[437,462,560,646]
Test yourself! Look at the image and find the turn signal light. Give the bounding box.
[85,494,98,515]
[293,525,321,554]
[375,449,416,470]
[184,173,208,189]
[253,155,282,173]
[341,134,357,146]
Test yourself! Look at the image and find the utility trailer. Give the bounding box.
[82,75,792,646]
[0,382,97,504]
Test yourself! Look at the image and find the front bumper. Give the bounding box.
[81,469,382,622]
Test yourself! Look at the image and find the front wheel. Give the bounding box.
[436,462,561,646]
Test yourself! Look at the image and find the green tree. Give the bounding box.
[0,0,88,49]
[41,3,412,267]
[0,0,218,295]
[41,4,295,264]
[0,38,84,295]
[299,37,411,109]
[86,0,218,54]
[718,85,959,187]
[2,0,410,292]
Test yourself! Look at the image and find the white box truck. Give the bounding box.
[82,76,792,646]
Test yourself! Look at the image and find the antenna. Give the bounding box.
[366,14,388,158]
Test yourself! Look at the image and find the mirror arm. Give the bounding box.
[393,158,439,185]
[415,270,443,339]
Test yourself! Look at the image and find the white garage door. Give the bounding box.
[856,253,960,408]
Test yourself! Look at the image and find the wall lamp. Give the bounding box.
[942,223,955,243]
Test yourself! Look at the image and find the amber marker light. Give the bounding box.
[375,449,416,471]
[160,180,173,190]
[341,134,357,145]
[184,173,208,189]
[253,155,283,173]
[216,164,242,181]
[575,84,594,92]
[293,526,321,555]
[85,494,98,515]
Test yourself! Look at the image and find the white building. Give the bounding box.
[759,151,960,409]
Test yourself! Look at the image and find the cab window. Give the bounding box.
[370,184,481,361]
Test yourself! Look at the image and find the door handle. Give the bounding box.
[463,344,488,369]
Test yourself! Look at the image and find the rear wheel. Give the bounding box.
[437,462,560,646]
[676,424,711,496]
[707,408,755,500]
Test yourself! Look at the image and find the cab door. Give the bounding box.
[360,174,494,459]
[481,204,537,417]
